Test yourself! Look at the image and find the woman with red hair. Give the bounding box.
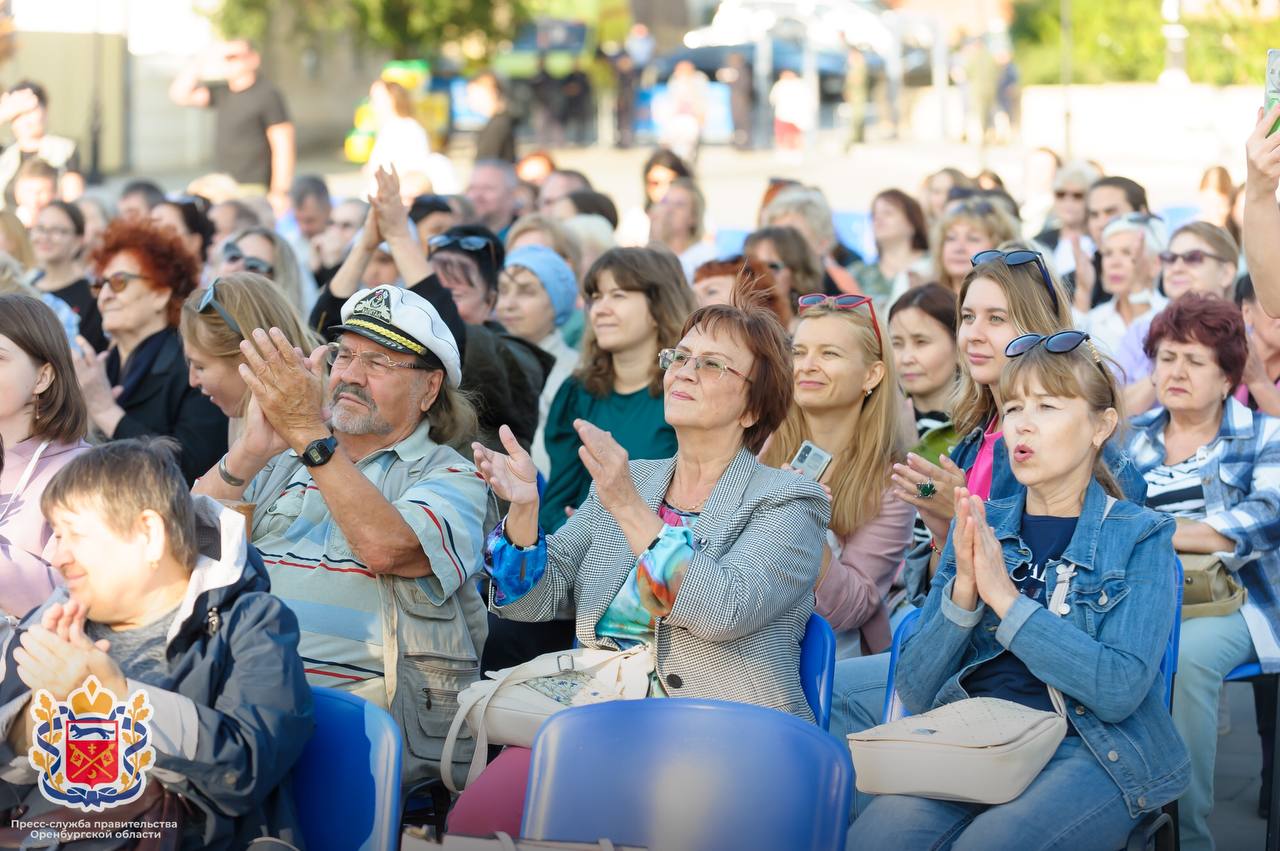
[70,217,227,482]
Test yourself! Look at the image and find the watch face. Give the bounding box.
[306,447,322,464]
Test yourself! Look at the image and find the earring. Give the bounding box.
[865,389,873,397]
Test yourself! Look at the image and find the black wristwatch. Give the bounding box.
[300,435,338,468]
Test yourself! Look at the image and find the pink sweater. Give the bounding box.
[0,438,88,617]
[814,485,916,655]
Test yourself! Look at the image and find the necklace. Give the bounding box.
[666,482,714,513]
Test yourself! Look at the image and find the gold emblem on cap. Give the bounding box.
[353,288,394,323]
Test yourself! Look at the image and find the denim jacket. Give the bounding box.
[900,430,1148,604]
[899,479,1190,817]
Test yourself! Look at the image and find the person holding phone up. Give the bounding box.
[760,293,915,658]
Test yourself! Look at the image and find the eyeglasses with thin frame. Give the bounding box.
[325,342,430,376]
[197,278,244,338]
[222,242,275,278]
[90,270,148,297]
[971,249,1061,315]
[796,293,883,352]
[658,348,752,383]
[1159,249,1230,267]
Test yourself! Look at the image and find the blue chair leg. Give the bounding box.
[1268,674,1280,851]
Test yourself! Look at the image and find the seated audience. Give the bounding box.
[496,245,581,475]
[72,218,227,483]
[12,158,56,227]
[647,176,715,283]
[851,188,931,311]
[1125,294,1280,850]
[30,200,104,351]
[692,256,779,317]
[539,248,695,532]
[548,190,619,231]
[850,332,1187,849]
[929,198,1020,295]
[0,439,314,848]
[761,293,914,656]
[1118,221,1239,413]
[466,159,519,239]
[1033,160,1101,279]
[536,168,591,215]
[1073,175,1151,311]
[115,179,165,222]
[1083,213,1168,356]
[73,196,111,260]
[179,272,321,443]
[309,197,368,290]
[761,186,861,294]
[504,212,584,279]
[0,294,88,617]
[0,80,83,205]
[921,166,976,226]
[409,194,457,246]
[194,284,490,786]
[745,225,825,327]
[217,225,309,313]
[152,195,217,268]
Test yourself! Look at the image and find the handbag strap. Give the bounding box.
[1043,495,1116,718]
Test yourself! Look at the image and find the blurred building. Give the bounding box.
[5,0,385,179]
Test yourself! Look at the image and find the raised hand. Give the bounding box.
[966,496,1019,617]
[472,425,539,507]
[237,329,328,452]
[950,488,978,611]
[369,165,410,241]
[890,451,966,542]
[1246,104,1280,193]
[575,419,642,518]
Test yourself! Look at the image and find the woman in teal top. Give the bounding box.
[539,247,696,531]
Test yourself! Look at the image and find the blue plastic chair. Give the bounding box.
[1224,661,1280,851]
[293,687,403,851]
[800,613,837,730]
[521,698,854,851]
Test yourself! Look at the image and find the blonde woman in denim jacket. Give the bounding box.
[850,334,1188,850]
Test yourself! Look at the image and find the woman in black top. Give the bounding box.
[69,218,226,483]
[30,200,105,352]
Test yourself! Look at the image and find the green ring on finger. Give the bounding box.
[916,480,937,500]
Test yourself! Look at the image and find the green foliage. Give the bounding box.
[1011,0,1280,86]
[207,0,526,59]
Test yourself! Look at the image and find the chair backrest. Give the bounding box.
[883,560,1186,723]
[522,698,854,851]
[800,613,837,730]
[292,687,403,851]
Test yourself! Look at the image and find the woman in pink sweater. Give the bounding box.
[0,294,89,618]
[761,294,915,657]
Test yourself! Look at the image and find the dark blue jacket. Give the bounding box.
[0,498,314,849]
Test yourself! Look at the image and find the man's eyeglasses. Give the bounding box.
[222,242,275,277]
[797,293,883,353]
[325,343,431,377]
[428,233,498,270]
[658,348,752,383]
[90,270,147,297]
[971,249,1060,315]
[197,278,243,338]
[1159,249,1230,267]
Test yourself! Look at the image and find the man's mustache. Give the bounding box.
[332,383,375,407]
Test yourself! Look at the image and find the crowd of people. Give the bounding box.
[1,45,1280,849]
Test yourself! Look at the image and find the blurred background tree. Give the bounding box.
[1012,0,1280,86]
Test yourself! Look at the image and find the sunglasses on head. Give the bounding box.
[1159,249,1229,267]
[197,278,244,338]
[971,249,1060,315]
[1006,330,1113,403]
[222,242,274,277]
[428,233,498,269]
[796,294,882,352]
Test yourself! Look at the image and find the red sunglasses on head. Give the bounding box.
[797,294,882,352]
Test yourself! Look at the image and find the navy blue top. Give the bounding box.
[963,513,1079,726]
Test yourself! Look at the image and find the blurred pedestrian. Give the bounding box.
[469,72,517,164]
[844,48,868,151]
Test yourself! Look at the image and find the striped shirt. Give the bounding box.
[243,419,489,698]
[1143,457,1207,519]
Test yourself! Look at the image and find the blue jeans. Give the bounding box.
[831,652,891,819]
[847,736,1141,850]
[1172,610,1256,851]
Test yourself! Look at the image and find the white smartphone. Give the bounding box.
[790,440,833,481]
[1267,49,1280,135]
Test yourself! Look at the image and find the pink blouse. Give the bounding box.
[966,419,1003,501]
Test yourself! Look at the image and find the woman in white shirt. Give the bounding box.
[365,79,431,185]
[1083,213,1168,356]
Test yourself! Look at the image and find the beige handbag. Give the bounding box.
[847,508,1107,805]
[440,645,654,792]
[1179,552,1246,620]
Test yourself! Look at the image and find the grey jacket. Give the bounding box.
[496,448,830,721]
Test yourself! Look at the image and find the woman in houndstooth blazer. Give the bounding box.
[474,285,831,720]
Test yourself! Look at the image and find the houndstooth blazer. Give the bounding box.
[496,447,831,721]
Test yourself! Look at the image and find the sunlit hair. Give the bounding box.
[952,257,1073,435]
[998,342,1124,499]
[761,186,836,255]
[42,437,198,569]
[179,273,323,418]
[577,248,696,398]
[680,277,792,455]
[761,300,907,535]
[930,201,1020,292]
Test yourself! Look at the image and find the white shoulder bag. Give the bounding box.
[441,644,654,792]
[847,497,1115,805]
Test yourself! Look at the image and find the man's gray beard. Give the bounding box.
[329,388,395,436]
